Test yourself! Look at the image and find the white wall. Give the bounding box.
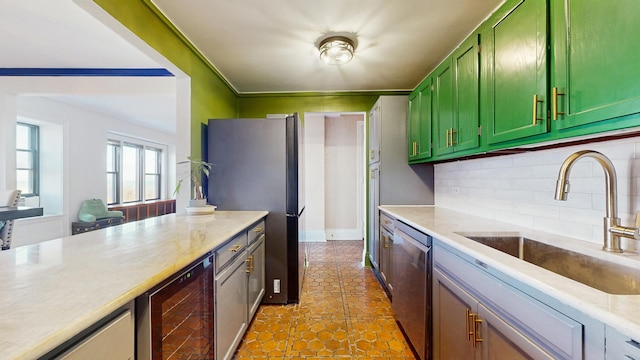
[435,136,640,251]
[303,113,326,242]
[325,114,362,240]
[0,77,179,247]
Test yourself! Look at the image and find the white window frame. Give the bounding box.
[107,134,168,205]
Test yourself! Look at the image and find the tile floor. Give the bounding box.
[233,240,417,360]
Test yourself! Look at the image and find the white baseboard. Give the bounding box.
[325,228,363,241]
[302,230,327,242]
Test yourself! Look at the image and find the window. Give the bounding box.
[16,123,39,196]
[145,148,162,201]
[107,141,120,204]
[107,138,164,205]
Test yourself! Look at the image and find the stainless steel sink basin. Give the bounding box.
[462,235,640,295]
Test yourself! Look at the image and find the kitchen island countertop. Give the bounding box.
[0,210,267,360]
[380,205,640,342]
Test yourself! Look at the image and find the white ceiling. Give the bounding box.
[151,0,504,93]
[0,0,505,131]
[0,0,176,133]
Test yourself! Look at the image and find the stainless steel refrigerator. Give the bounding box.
[207,113,306,304]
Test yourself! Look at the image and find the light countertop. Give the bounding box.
[0,210,267,360]
[379,205,640,341]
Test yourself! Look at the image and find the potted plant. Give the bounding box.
[174,157,215,208]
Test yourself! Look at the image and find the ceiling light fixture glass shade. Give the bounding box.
[318,36,355,65]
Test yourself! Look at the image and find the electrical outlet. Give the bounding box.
[274,279,281,294]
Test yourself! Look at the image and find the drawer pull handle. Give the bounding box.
[254,227,263,233]
[230,244,242,252]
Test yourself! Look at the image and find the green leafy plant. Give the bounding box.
[174,157,215,200]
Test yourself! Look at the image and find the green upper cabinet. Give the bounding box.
[482,0,548,144]
[434,35,481,158]
[408,80,432,162]
[551,0,640,129]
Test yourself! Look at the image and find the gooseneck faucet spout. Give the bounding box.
[555,150,640,253]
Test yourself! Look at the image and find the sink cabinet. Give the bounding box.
[433,243,583,359]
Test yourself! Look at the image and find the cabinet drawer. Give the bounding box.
[380,213,394,232]
[248,220,265,246]
[216,233,247,272]
[57,310,134,360]
[606,326,640,359]
[434,246,582,359]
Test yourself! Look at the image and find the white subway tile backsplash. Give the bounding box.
[434,136,640,245]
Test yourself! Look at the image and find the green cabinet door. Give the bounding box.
[408,90,420,161]
[433,60,455,156]
[483,0,548,144]
[434,35,481,158]
[452,35,480,152]
[552,0,640,129]
[408,80,433,162]
[417,80,433,160]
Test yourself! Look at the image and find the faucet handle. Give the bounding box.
[633,211,640,240]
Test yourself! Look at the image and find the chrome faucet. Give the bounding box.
[554,150,640,253]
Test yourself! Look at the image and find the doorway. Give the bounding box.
[303,112,366,246]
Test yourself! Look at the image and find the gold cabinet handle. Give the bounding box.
[533,94,544,124]
[552,87,565,120]
[473,314,483,348]
[254,227,263,233]
[370,150,375,160]
[412,141,418,156]
[230,244,242,252]
[466,309,474,342]
[445,129,450,147]
[245,255,255,274]
[450,128,456,146]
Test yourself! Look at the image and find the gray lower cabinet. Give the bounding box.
[215,219,266,360]
[433,244,583,359]
[215,253,249,360]
[378,213,393,294]
[248,233,266,320]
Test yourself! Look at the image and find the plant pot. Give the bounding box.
[189,199,207,208]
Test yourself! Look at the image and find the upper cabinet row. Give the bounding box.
[408,0,640,163]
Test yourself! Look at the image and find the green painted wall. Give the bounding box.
[238,93,382,119]
[94,0,239,158]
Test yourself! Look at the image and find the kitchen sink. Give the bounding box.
[460,235,640,295]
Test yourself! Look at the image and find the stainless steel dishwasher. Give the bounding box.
[392,220,432,360]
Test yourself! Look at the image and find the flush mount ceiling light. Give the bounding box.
[318,36,355,65]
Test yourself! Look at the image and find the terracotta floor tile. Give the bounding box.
[234,240,417,360]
